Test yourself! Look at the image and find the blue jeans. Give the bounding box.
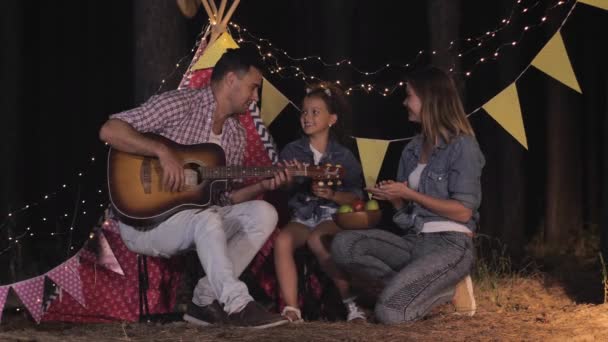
[331,229,474,324]
[118,200,277,314]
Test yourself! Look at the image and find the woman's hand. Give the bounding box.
[366,180,410,209]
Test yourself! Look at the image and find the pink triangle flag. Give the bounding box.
[97,231,124,275]
[11,276,45,323]
[178,37,209,89]
[47,255,85,307]
[0,286,9,322]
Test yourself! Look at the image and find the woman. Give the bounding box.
[331,67,485,324]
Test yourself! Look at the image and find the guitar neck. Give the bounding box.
[201,166,334,179]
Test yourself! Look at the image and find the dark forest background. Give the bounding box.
[0,0,606,284]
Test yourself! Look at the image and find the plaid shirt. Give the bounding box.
[110,86,246,208]
[110,86,246,166]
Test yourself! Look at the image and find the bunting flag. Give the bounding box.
[12,276,45,323]
[96,231,125,276]
[191,32,239,71]
[531,31,582,93]
[178,38,209,89]
[261,77,290,126]
[482,83,528,149]
[355,138,391,191]
[0,286,9,323]
[46,256,85,307]
[578,0,608,11]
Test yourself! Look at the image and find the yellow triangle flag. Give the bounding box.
[531,32,581,93]
[261,77,289,126]
[355,138,390,190]
[192,33,239,71]
[578,0,608,11]
[482,83,528,149]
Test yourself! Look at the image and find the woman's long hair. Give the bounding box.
[406,67,474,145]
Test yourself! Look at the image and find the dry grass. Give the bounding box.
[2,275,608,341]
[3,233,608,341]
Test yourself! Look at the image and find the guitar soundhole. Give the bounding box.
[184,163,202,187]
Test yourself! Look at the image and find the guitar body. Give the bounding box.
[107,135,227,225]
[107,134,345,226]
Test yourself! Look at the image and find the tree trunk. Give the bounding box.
[427,0,461,70]
[544,83,583,244]
[491,0,527,258]
[601,73,608,261]
[133,0,191,103]
[0,0,25,283]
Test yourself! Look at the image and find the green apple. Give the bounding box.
[337,204,354,213]
[365,199,380,211]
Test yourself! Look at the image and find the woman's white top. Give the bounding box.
[408,163,472,234]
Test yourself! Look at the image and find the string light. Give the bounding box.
[0,152,109,256]
[156,25,211,94]
[0,1,578,258]
[227,0,572,94]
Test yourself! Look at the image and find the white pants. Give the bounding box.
[118,200,278,314]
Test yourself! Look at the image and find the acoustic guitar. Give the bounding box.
[107,134,344,225]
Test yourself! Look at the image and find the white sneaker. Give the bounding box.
[344,298,367,322]
[452,275,476,316]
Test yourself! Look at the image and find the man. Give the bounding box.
[99,48,289,328]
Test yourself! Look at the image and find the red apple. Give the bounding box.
[352,199,365,212]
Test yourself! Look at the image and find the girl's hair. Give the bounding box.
[405,67,474,145]
[303,82,351,144]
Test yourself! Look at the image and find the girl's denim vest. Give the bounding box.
[279,137,364,222]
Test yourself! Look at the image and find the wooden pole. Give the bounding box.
[217,0,228,23]
[221,0,240,26]
[200,0,215,23]
[209,0,218,17]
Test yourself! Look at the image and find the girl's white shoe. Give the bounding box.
[281,305,304,323]
[344,297,367,322]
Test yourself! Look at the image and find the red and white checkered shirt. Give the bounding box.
[110,85,246,166]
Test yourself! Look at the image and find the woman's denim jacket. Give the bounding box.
[393,134,485,233]
[279,137,364,221]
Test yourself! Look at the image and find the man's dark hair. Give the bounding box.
[211,47,265,82]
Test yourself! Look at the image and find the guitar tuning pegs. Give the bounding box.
[325,163,332,167]
[335,164,342,168]
[337,180,342,186]
[317,181,325,187]
[327,181,334,186]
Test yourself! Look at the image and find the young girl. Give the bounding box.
[331,67,485,324]
[274,83,366,322]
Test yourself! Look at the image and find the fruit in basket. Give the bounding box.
[352,200,366,212]
[365,199,380,211]
[337,204,354,213]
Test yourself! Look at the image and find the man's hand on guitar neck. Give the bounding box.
[259,160,294,191]
[157,145,185,192]
[229,161,293,204]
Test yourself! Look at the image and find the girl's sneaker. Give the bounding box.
[280,305,304,323]
[344,297,367,322]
